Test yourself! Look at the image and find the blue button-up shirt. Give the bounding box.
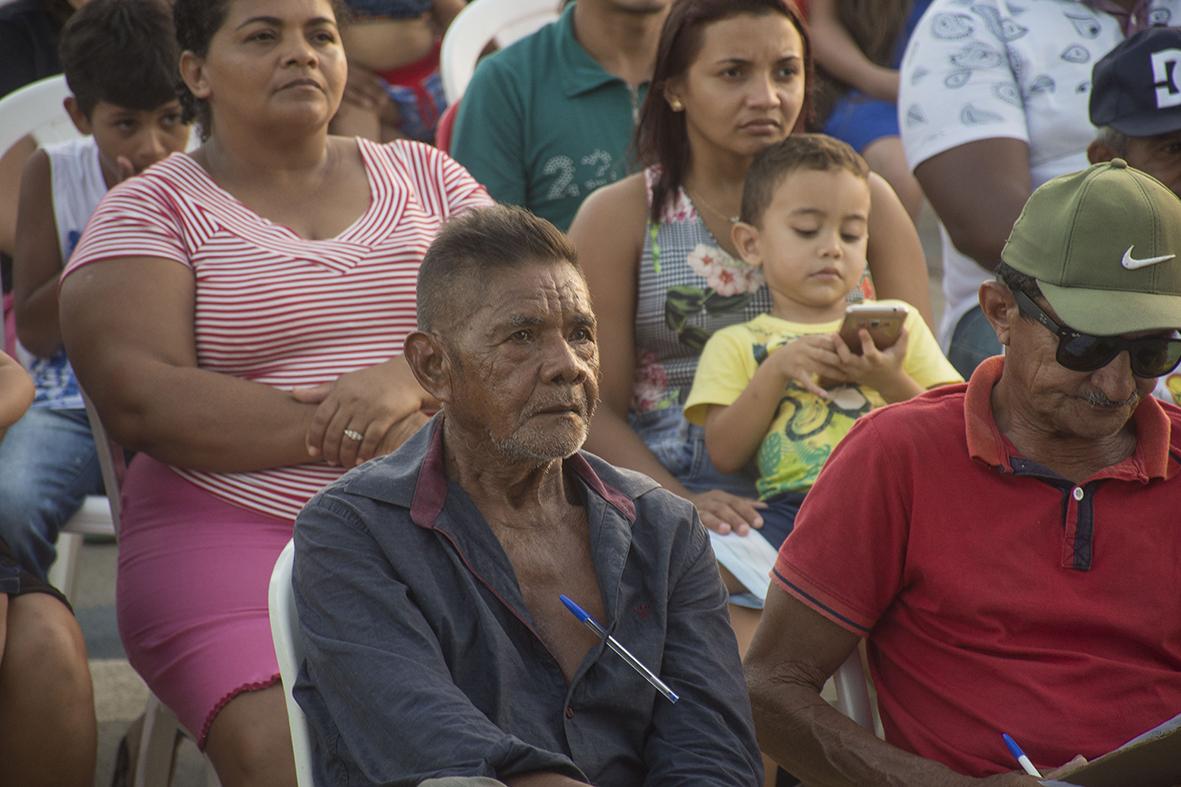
[293,417,762,786]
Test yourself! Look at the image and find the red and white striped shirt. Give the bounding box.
[64,138,492,520]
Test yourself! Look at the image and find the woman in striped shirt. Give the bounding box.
[58,0,489,783]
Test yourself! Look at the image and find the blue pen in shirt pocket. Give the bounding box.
[560,594,680,704]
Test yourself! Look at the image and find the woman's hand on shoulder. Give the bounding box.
[294,355,437,467]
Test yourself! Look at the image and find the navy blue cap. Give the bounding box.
[1091,26,1181,137]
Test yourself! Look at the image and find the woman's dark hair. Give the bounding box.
[172,0,350,140]
[635,0,813,223]
[59,0,180,117]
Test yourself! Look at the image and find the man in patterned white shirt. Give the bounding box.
[899,0,1181,377]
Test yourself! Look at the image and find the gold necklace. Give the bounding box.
[686,186,739,225]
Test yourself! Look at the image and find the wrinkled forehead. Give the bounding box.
[460,260,593,334]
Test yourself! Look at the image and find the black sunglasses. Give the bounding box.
[1013,290,1181,378]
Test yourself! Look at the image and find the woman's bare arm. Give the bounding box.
[809,0,900,102]
[570,177,764,534]
[59,257,321,472]
[865,172,934,329]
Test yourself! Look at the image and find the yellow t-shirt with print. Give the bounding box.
[684,301,961,500]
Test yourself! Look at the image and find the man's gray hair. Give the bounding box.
[1095,125,1130,156]
[416,205,581,334]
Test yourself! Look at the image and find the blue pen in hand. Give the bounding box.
[1002,732,1043,778]
[559,594,680,704]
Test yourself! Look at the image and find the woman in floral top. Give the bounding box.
[569,0,932,567]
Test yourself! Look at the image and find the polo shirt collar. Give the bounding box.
[555,2,633,98]
[964,355,1176,481]
[409,414,637,530]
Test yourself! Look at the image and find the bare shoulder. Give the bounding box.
[569,174,648,265]
[577,173,648,224]
[866,170,899,207]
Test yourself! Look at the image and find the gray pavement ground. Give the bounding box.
[75,205,946,787]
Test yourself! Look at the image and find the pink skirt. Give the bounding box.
[117,454,292,747]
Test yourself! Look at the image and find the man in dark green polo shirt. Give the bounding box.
[451,0,669,231]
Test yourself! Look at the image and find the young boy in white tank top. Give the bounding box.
[2,0,191,579]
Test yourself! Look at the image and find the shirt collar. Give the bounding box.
[964,355,1176,481]
[409,414,637,529]
[555,3,636,97]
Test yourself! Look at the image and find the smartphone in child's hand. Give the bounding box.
[838,304,907,354]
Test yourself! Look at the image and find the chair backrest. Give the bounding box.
[434,99,460,154]
[439,0,562,103]
[268,539,315,787]
[81,391,126,527]
[833,650,875,731]
[0,74,78,356]
[0,74,78,160]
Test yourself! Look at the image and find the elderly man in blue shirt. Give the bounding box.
[292,204,762,787]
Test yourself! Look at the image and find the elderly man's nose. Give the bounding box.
[542,337,588,382]
[1092,350,1137,399]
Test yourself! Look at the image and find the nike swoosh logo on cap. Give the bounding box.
[1121,246,1176,270]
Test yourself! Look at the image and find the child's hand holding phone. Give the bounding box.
[765,334,846,399]
[834,326,924,403]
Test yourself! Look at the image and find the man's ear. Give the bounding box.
[1087,138,1118,165]
[978,280,1017,347]
[731,221,763,268]
[63,97,91,135]
[178,50,211,100]
[403,331,453,404]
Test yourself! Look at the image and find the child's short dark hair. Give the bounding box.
[59,0,180,117]
[740,134,870,226]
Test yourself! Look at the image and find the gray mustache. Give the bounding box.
[1083,390,1139,409]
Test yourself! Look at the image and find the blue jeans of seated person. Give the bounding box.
[759,491,807,550]
[630,406,758,499]
[947,305,1002,380]
[0,407,103,578]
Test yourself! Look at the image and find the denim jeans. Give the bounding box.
[630,406,757,499]
[947,305,1002,380]
[0,407,103,578]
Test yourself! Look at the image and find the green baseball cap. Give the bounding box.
[1001,158,1181,335]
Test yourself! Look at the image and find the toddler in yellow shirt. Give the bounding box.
[685,134,960,548]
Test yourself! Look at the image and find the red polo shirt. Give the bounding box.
[773,357,1181,776]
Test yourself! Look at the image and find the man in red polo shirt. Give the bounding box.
[745,158,1181,785]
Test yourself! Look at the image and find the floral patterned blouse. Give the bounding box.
[632,167,773,415]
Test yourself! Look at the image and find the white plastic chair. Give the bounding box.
[268,539,315,787]
[439,0,562,103]
[833,650,875,731]
[0,73,79,157]
[69,395,221,787]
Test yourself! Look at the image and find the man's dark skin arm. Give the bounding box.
[914,138,1032,272]
[744,588,1040,787]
